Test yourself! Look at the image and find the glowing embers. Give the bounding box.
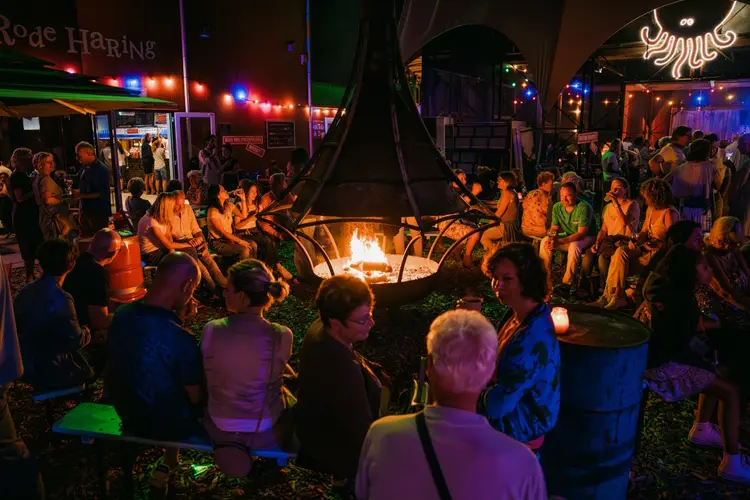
[640,1,738,79]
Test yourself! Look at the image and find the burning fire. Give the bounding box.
[349,230,388,265]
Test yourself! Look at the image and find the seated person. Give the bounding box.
[207,184,256,261]
[63,229,122,335]
[478,243,560,449]
[202,260,294,477]
[171,189,227,290]
[584,177,640,301]
[14,239,93,391]
[539,182,596,292]
[638,245,750,482]
[105,252,204,441]
[356,309,546,500]
[258,173,293,241]
[186,170,208,206]
[602,178,679,309]
[166,179,183,192]
[138,192,221,296]
[126,177,151,229]
[432,169,483,267]
[295,275,388,480]
[521,171,555,239]
[480,172,519,251]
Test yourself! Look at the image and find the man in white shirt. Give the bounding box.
[356,310,547,500]
[648,126,691,178]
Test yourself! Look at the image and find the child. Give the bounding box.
[126,177,151,229]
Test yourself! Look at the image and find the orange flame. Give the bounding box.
[349,230,387,264]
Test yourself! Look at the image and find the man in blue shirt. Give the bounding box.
[105,252,203,440]
[75,142,112,236]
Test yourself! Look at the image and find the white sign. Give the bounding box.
[0,14,156,61]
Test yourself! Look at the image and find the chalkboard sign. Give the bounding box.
[266,121,296,149]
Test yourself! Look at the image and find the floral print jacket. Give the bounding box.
[478,303,561,443]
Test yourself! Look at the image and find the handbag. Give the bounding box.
[415,411,452,500]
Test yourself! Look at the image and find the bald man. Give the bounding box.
[105,252,204,441]
[63,229,122,334]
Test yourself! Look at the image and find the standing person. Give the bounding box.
[585,178,640,301]
[14,239,93,391]
[141,133,155,195]
[669,138,718,229]
[153,138,168,194]
[601,139,623,185]
[75,142,112,237]
[206,185,256,262]
[34,152,75,240]
[202,260,294,477]
[295,275,388,482]
[9,149,43,283]
[356,310,547,500]
[539,182,596,293]
[728,134,750,237]
[199,135,221,186]
[649,126,691,178]
[706,133,730,219]
[0,165,12,235]
[220,143,240,192]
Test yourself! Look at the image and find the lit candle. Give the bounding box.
[551,307,570,334]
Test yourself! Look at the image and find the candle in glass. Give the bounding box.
[551,307,570,334]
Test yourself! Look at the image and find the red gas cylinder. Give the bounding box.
[77,234,146,304]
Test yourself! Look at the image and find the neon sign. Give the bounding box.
[640,1,738,79]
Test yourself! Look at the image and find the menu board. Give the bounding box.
[266,121,296,149]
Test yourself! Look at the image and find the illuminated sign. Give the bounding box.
[640,0,737,79]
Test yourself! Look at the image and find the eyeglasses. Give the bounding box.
[347,313,373,326]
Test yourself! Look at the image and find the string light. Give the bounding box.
[628,93,633,98]
[193,82,205,93]
[108,78,120,87]
[728,94,735,100]
[64,66,77,74]
[222,93,233,105]
[164,77,175,88]
[655,96,661,101]
[146,78,158,89]
[668,100,674,105]
[603,99,610,105]
[568,99,574,105]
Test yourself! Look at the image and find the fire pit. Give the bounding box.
[310,230,439,307]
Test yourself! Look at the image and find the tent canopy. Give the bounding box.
[398,0,701,112]
[0,51,175,117]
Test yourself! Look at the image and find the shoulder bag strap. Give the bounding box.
[415,411,452,500]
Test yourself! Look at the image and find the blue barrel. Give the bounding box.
[540,304,649,500]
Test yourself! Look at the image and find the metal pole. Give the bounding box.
[109,111,123,213]
[306,0,313,153]
[178,0,192,173]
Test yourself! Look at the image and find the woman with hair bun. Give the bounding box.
[201,259,294,477]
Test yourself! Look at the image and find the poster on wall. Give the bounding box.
[266,121,295,149]
[312,119,325,139]
[246,143,266,158]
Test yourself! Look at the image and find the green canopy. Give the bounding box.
[0,50,175,117]
[311,82,346,108]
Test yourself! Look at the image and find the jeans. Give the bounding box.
[144,246,223,291]
[581,250,612,292]
[539,236,595,286]
[239,231,278,266]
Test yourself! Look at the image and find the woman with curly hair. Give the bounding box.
[598,178,679,309]
[477,242,560,451]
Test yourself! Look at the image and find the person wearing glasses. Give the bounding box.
[295,275,390,484]
[477,243,561,452]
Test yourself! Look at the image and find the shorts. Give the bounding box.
[142,161,154,175]
[154,168,168,181]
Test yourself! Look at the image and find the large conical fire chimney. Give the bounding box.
[276,0,484,230]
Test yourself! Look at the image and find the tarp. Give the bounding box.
[398,0,704,113]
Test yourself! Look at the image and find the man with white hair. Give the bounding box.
[356,310,546,500]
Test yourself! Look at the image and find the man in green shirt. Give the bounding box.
[539,182,596,290]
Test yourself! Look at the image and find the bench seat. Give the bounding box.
[53,403,296,464]
[32,384,85,402]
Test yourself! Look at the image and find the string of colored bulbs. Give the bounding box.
[92,74,342,114]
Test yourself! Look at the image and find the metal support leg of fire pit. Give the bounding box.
[436,221,501,273]
[294,229,336,276]
[319,223,341,260]
[256,216,327,275]
[427,216,462,261]
[397,234,427,283]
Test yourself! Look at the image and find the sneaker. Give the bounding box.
[719,453,750,484]
[689,422,723,449]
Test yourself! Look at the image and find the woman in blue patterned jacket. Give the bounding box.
[477,243,561,450]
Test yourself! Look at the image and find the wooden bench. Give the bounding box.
[53,403,297,497]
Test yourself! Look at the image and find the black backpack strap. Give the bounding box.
[415,411,452,500]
